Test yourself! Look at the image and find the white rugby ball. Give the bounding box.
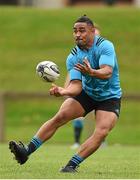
[36,61,60,82]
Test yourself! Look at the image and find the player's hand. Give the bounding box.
[74,58,94,76]
[49,83,65,97]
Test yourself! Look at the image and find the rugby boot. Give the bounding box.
[9,141,28,165]
[60,165,78,173]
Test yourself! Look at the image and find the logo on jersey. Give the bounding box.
[96,37,105,46]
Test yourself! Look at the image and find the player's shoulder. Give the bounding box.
[66,46,78,64]
[70,46,78,56]
[67,46,79,61]
[96,36,114,47]
[95,36,115,52]
[96,36,106,47]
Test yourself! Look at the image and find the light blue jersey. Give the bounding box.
[66,35,122,101]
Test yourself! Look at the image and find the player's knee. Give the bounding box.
[96,127,110,139]
[53,111,69,127]
[58,110,69,121]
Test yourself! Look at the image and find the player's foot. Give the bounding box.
[9,141,29,165]
[60,165,78,173]
[70,143,80,150]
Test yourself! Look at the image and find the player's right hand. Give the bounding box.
[49,83,65,97]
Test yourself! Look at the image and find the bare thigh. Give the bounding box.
[95,110,118,132]
[56,97,86,123]
[36,97,85,141]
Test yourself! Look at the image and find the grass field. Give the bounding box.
[0,143,140,179]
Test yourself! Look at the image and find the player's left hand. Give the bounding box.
[75,58,94,75]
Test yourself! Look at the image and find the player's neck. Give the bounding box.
[86,39,94,49]
[82,37,94,50]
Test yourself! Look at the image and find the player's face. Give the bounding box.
[73,22,94,49]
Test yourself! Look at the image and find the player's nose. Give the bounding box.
[75,31,81,37]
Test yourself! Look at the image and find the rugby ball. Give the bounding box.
[36,61,60,82]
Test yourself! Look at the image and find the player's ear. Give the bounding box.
[92,27,95,33]
[89,26,95,33]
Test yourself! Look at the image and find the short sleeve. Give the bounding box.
[99,41,115,68]
[66,54,82,81]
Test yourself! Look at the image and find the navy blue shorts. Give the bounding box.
[72,90,121,117]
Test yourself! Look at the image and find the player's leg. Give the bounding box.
[71,117,84,149]
[35,98,85,140]
[61,111,118,172]
[9,98,85,165]
[77,110,117,158]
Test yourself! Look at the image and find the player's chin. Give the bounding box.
[76,41,85,48]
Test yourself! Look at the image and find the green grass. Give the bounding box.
[0,6,140,93]
[0,143,140,179]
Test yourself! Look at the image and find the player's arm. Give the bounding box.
[49,80,82,97]
[64,73,70,88]
[50,49,82,97]
[65,79,82,96]
[75,42,115,80]
[92,64,113,79]
[50,65,82,97]
[90,64,112,79]
[75,59,112,79]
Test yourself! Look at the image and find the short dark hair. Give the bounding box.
[75,15,94,27]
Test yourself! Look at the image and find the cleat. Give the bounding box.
[9,141,29,165]
[60,166,78,173]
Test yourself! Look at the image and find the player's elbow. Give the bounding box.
[74,88,82,96]
[69,86,82,96]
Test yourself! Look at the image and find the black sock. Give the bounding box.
[66,154,84,169]
[26,136,43,155]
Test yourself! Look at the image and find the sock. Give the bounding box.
[66,154,84,169]
[26,136,43,155]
